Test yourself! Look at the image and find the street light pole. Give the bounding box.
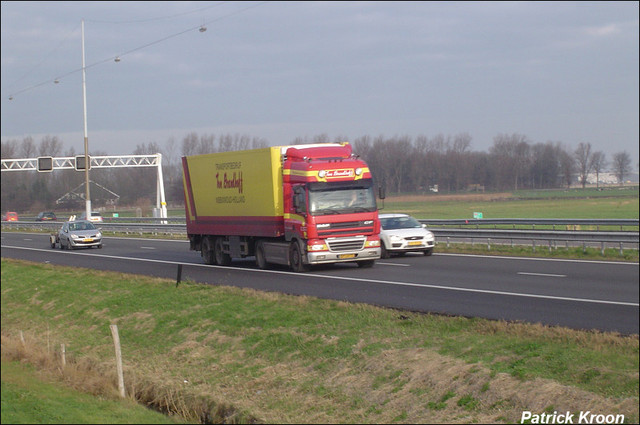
[81,19,91,220]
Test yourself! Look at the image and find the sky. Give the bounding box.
[1,1,638,166]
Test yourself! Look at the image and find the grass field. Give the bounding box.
[381,187,639,220]
[1,259,638,424]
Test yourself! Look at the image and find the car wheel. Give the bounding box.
[381,242,389,259]
[424,248,433,256]
[97,244,102,249]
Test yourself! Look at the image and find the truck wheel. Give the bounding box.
[290,242,309,272]
[202,237,216,265]
[214,238,232,266]
[255,241,268,269]
[357,260,375,268]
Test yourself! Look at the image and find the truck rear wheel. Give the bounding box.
[290,242,309,272]
[214,237,232,266]
[202,237,216,265]
[255,241,268,269]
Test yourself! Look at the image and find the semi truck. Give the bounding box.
[181,142,381,271]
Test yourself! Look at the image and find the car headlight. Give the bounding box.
[96,232,102,238]
[71,234,80,239]
[390,235,403,242]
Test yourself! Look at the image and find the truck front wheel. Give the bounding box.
[290,242,309,273]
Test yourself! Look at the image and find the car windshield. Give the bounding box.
[381,216,422,230]
[69,222,95,231]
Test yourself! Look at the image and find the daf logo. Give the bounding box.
[317,223,331,228]
[364,220,373,225]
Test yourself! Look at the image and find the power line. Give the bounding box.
[6,1,269,101]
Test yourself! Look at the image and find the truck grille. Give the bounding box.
[317,220,375,238]
[327,237,366,252]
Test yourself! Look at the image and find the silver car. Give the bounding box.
[379,213,434,258]
[51,220,103,250]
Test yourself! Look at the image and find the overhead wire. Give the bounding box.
[6,1,269,100]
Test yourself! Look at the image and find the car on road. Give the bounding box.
[51,220,103,250]
[2,211,19,221]
[78,211,103,223]
[379,213,435,258]
[36,211,57,221]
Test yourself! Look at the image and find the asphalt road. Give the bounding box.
[2,231,638,335]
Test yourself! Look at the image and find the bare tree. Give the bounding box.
[490,133,531,191]
[589,151,607,189]
[1,139,18,159]
[574,142,592,188]
[612,151,632,186]
[19,136,37,158]
[558,147,575,188]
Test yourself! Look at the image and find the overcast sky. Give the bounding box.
[1,1,638,165]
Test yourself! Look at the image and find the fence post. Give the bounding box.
[110,324,126,398]
[61,343,66,368]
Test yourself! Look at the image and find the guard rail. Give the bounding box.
[3,219,638,255]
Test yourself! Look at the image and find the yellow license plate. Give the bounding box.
[408,241,423,246]
[338,254,356,259]
[83,238,93,242]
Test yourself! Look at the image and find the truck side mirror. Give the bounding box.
[378,186,386,200]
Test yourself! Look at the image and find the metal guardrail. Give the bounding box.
[3,219,639,254]
[420,218,639,230]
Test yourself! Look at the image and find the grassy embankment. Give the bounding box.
[1,259,638,424]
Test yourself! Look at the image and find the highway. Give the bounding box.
[2,231,638,335]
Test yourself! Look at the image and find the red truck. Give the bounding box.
[181,143,381,271]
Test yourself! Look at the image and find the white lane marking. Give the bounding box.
[376,262,410,267]
[518,272,567,278]
[140,247,156,250]
[3,245,638,307]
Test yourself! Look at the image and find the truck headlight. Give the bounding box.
[308,240,328,251]
[366,239,380,248]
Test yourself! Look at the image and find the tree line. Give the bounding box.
[1,132,636,213]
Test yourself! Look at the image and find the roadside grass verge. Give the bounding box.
[433,243,639,263]
[2,258,638,424]
[1,359,185,424]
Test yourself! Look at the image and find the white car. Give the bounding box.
[379,213,435,258]
[78,211,103,223]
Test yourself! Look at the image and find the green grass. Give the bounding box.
[1,259,638,424]
[383,196,638,220]
[1,360,185,424]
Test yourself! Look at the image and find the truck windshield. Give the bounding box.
[308,181,377,216]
